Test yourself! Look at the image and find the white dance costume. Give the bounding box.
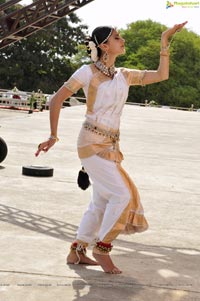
[64,64,148,245]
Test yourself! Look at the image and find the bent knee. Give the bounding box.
[112,189,131,207]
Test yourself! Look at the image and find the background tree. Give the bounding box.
[117,20,200,108]
[0,6,89,93]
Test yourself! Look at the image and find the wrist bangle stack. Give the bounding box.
[160,51,170,56]
[160,28,180,57]
[161,45,169,51]
[49,135,59,142]
[160,45,170,56]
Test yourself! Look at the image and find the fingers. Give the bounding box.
[35,143,46,157]
[174,21,188,32]
[35,148,41,157]
[162,21,188,40]
[35,140,55,157]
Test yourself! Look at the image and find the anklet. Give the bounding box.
[70,242,87,264]
[71,242,86,254]
[95,241,113,253]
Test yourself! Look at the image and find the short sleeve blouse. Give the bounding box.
[64,64,145,129]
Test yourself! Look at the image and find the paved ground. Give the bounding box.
[0,105,200,301]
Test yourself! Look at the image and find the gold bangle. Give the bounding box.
[160,51,170,56]
[49,135,59,142]
[161,46,169,51]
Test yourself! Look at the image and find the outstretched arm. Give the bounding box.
[142,21,188,85]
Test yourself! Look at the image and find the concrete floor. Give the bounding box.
[0,105,200,301]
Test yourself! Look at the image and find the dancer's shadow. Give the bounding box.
[0,203,77,241]
[0,203,199,300]
[67,263,142,301]
[66,239,200,301]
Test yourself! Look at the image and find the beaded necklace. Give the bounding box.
[94,60,116,78]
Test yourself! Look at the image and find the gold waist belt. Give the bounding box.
[83,121,120,141]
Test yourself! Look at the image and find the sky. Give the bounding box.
[76,0,200,35]
[21,0,200,35]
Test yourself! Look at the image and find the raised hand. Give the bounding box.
[162,21,188,40]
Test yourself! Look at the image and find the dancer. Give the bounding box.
[36,21,187,274]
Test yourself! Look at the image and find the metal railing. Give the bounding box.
[0,89,50,111]
[0,89,198,113]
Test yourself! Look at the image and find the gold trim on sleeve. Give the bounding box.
[63,77,83,94]
[121,68,147,86]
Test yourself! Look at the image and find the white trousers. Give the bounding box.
[77,155,131,244]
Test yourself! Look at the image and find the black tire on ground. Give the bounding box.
[0,137,8,163]
[22,165,54,177]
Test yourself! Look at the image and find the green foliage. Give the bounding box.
[117,20,200,108]
[0,8,88,93]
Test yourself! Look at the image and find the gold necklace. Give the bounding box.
[94,60,116,78]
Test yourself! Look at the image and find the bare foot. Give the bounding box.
[93,252,122,274]
[66,250,98,265]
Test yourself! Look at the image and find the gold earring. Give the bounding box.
[103,52,109,63]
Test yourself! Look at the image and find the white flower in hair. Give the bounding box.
[88,41,98,62]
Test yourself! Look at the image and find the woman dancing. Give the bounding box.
[36,21,187,274]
